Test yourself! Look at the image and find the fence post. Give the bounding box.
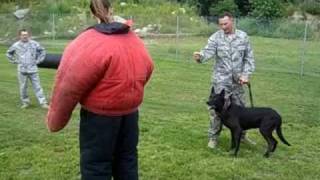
[175,15,180,61]
[52,13,56,40]
[300,20,308,77]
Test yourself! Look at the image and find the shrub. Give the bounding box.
[273,19,306,39]
[0,2,16,13]
[249,0,284,19]
[236,17,259,35]
[300,0,320,15]
[114,2,213,35]
[209,0,238,16]
[283,3,301,17]
[237,17,315,40]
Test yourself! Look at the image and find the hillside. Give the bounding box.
[1,0,320,16]
[0,0,319,45]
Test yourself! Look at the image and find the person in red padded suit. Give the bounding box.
[46,0,153,179]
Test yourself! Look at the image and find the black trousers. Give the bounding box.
[80,108,139,180]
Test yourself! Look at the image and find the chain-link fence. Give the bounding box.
[235,17,320,77]
[1,13,319,76]
[0,12,95,41]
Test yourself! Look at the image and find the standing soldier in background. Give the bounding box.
[193,12,255,149]
[6,29,49,109]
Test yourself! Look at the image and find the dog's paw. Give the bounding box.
[228,149,237,156]
[263,152,272,158]
[228,148,235,152]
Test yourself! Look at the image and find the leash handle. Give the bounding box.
[247,83,254,108]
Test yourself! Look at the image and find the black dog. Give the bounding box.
[207,87,290,157]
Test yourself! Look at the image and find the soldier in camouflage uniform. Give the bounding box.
[6,29,48,109]
[193,12,255,149]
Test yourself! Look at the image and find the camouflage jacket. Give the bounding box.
[200,29,255,89]
[6,40,46,73]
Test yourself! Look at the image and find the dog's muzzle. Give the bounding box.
[208,105,216,110]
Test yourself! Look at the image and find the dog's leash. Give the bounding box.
[247,82,254,108]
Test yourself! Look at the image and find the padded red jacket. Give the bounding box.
[46,22,154,132]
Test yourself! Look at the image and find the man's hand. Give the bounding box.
[239,76,249,85]
[193,52,201,63]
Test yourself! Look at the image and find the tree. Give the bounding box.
[197,0,221,16]
[234,0,251,16]
[250,0,284,19]
[176,0,217,16]
[209,0,238,16]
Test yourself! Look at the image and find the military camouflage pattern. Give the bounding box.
[18,72,47,105]
[199,29,255,140]
[6,40,47,106]
[6,40,46,73]
[200,29,254,92]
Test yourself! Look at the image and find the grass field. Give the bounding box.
[0,36,320,180]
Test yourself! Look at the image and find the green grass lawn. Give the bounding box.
[0,36,320,180]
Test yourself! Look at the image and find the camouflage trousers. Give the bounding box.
[18,72,47,105]
[208,84,247,141]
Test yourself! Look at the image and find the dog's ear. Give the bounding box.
[223,93,232,110]
[210,86,215,95]
[220,89,225,97]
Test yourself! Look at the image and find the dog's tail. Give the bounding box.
[276,125,291,146]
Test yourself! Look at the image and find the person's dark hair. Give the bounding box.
[18,29,28,35]
[90,0,112,23]
[218,12,234,19]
